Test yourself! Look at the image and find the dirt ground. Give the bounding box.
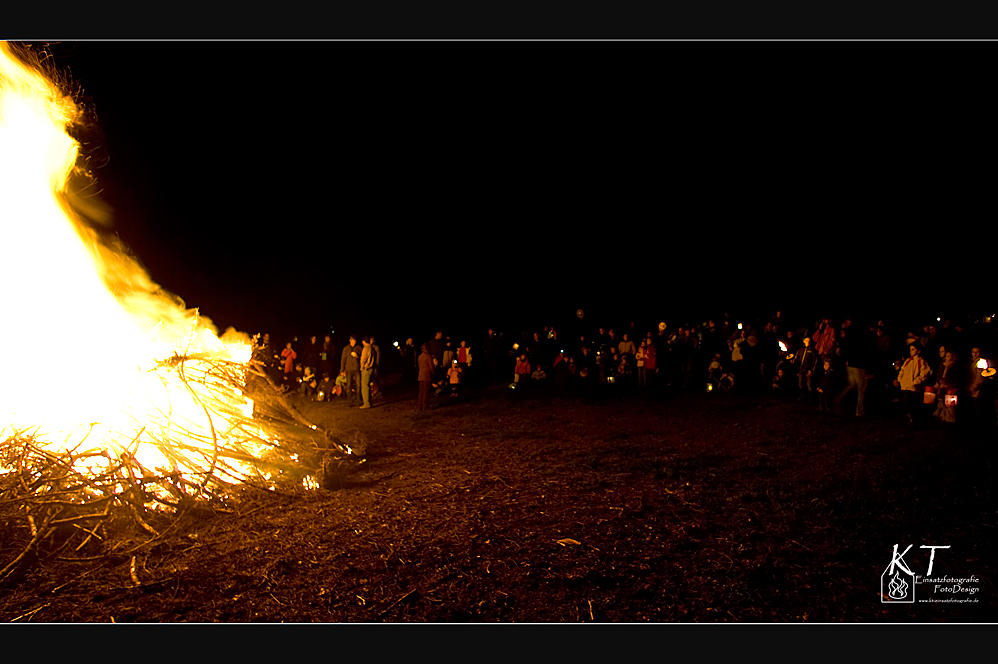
[1,379,995,623]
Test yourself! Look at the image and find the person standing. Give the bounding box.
[895,342,932,426]
[442,339,456,372]
[636,339,649,388]
[642,336,657,388]
[417,344,435,411]
[281,341,297,392]
[618,333,636,359]
[457,340,472,381]
[370,337,382,381]
[302,335,320,377]
[481,329,499,387]
[835,324,875,418]
[932,350,962,424]
[340,335,362,407]
[813,319,837,359]
[446,360,463,397]
[360,337,375,409]
[527,332,545,369]
[370,336,383,401]
[966,347,988,433]
[319,335,336,379]
[794,336,819,404]
[426,331,445,370]
[399,338,417,384]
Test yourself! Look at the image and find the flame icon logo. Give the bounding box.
[888,571,909,599]
[881,544,921,603]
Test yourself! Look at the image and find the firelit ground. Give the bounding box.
[2,384,995,622]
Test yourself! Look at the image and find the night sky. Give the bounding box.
[30,42,996,350]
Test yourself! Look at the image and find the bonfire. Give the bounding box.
[0,42,356,584]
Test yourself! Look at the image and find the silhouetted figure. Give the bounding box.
[340,335,362,407]
[417,344,435,411]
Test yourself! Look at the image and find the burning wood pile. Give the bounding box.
[0,353,358,585]
[0,43,358,584]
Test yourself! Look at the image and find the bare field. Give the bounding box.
[2,383,995,623]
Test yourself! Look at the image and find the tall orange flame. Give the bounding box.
[0,42,274,489]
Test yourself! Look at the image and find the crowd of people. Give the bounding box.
[250,332,383,409]
[247,310,998,435]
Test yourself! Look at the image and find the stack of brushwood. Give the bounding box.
[0,354,361,587]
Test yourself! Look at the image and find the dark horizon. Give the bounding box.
[25,41,995,349]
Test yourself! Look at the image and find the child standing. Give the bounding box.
[447,360,463,397]
[636,340,648,387]
[817,358,835,418]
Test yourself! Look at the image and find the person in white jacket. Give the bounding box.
[895,342,932,425]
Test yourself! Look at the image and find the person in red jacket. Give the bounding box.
[456,340,472,380]
[637,337,657,388]
[813,319,837,359]
[514,353,532,384]
[280,342,297,392]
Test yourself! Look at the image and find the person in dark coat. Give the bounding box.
[319,335,336,379]
[817,358,836,419]
[481,329,500,387]
[794,336,820,403]
[576,346,595,381]
[425,331,445,380]
[340,336,362,406]
[399,338,417,384]
[527,332,545,369]
[417,344,436,411]
[552,352,570,386]
[834,324,877,418]
[315,372,336,402]
[302,335,321,376]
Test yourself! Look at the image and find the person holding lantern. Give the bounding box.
[316,373,336,402]
[966,347,988,433]
[932,349,964,424]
